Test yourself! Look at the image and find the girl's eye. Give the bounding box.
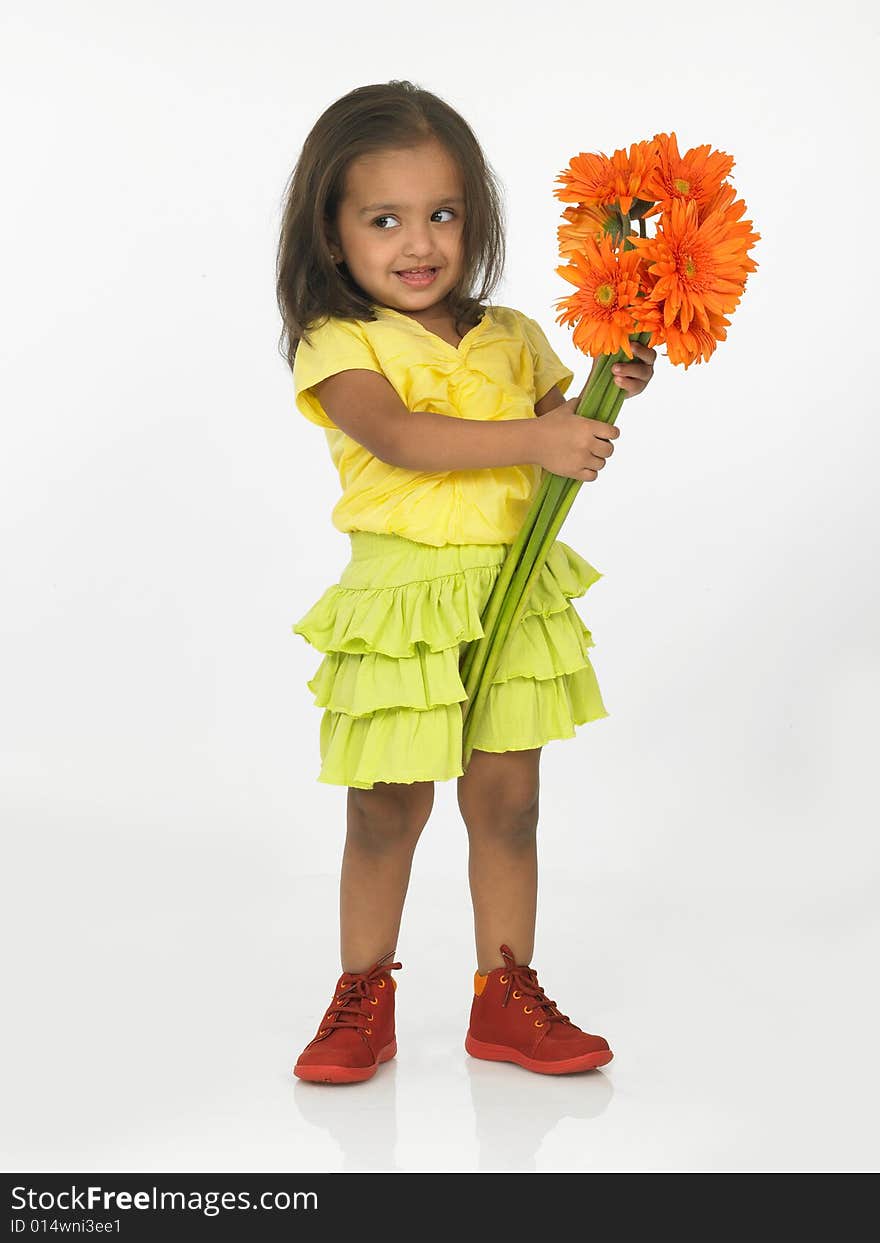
[372,208,457,230]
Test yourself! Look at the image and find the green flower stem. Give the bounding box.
[458,479,545,688]
[462,473,578,767]
[577,353,612,415]
[460,351,610,696]
[459,456,557,695]
[459,353,609,692]
[460,330,654,769]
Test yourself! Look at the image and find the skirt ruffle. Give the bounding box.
[292,530,609,789]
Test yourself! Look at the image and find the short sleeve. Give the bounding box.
[520,315,575,404]
[293,316,385,429]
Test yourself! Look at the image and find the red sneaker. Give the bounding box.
[293,952,401,1084]
[465,944,613,1074]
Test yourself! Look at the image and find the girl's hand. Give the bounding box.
[532,397,621,483]
[611,341,656,397]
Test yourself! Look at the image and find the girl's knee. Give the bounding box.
[458,750,540,837]
[465,803,539,850]
[347,780,434,849]
[459,781,540,848]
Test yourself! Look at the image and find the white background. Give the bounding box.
[2,0,878,1173]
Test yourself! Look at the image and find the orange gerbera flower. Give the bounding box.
[642,132,734,218]
[554,140,657,215]
[662,309,732,368]
[557,203,619,258]
[627,290,665,340]
[631,196,759,335]
[554,233,645,357]
[699,181,763,247]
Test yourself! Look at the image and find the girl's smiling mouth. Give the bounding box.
[395,267,438,286]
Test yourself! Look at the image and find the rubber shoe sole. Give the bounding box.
[293,1038,397,1084]
[465,1032,612,1074]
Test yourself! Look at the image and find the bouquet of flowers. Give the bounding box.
[460,132,760,769]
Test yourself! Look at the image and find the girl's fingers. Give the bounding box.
[611,341,656,395]
[613,363,653,384]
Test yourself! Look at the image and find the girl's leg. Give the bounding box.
[456,747,542,972]
[340,780,434,972]
[457,745,614,1075]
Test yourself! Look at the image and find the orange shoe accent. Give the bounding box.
[473,970,489,997]
[293,952,402,1084]
[465,944,613,1075]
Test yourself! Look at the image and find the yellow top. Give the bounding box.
[293,303,575,547]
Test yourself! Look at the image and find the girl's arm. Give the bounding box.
[534,384,565,417]
[535,354,601,416]
[313,369,547,471]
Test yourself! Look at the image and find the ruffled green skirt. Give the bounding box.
[292,530,609,789]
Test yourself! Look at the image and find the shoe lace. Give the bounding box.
[498,943,572,1028]
[313,950,402,1043]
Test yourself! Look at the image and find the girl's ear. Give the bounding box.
[321,219,336,258]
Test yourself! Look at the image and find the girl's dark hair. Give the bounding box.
[275,80,506,370]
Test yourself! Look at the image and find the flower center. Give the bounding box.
[674,177,691,195]
[594,282,615,307]
[683,254,697,278]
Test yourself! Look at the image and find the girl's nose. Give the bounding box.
[401,226,436,259]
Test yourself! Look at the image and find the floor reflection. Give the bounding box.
[466,1057,614,1171]
[291,1060,399,1171]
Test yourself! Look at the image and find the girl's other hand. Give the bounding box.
[611,340,656,397]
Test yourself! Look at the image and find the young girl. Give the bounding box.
[276,81,655,1084]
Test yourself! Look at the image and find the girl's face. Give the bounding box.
[328,139,466,319]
